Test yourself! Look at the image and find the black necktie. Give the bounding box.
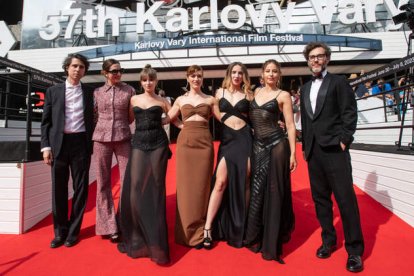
[312,74,323,81]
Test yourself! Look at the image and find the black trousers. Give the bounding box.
[51,133,91,240]
[307,142,364,256]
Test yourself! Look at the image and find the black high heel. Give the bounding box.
[203,228,213,250]
[110,233,120,243]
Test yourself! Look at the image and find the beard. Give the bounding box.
[311,64,326,75]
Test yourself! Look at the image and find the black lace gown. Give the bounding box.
[212,97,252,248]
[244,98,295,261]
[118,106,170,265]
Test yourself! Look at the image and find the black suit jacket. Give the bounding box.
[41,82,94,157]
[300,72,357,159]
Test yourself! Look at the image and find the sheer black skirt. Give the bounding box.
[118,146,170,264]
[244,138,295,260]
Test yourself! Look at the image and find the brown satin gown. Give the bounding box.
[175,103,214,247]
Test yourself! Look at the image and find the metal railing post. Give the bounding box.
[4,80,10,127]
[25,74,32,162]
[382,95,388,123]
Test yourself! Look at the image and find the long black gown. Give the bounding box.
[212,96,252,248]
[244,97,295,261]
[118,105,170,265]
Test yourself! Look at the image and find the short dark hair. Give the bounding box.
[303,42,331,61]
[62,53,89,75]
[101,58,120,73]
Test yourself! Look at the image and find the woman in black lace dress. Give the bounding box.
[203,62,253,249]
[244,59,297,263]
[117,65,172,265]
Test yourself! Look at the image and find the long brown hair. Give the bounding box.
[262,59,282,88]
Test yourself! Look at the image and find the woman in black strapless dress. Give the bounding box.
[203,62,253,249]
[244,59,297,263]
[117,65,172,265]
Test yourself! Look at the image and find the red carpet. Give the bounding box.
[1,143,413,275]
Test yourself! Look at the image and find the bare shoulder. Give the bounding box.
[278,90,292,102]
[210,94,219,105]
[253,87,262,97]
[161,96,171,106]
[201,94,214,105]
[130,94,140,105]
[245,89,254,101]
[174,95,184,106]
[215,88,224,99]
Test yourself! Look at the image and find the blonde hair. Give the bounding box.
[221,62,251,95]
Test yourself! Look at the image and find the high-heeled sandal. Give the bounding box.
[203,228,213,250]
[110,233,120,243]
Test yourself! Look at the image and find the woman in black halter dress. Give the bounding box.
[117,65,171,265]
[244,59,297,263]
[203,62,253,248]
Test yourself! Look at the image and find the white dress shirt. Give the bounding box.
[64,80,86,133]
[310,70,327,113]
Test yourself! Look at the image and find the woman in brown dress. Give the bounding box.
[167,65,220,248]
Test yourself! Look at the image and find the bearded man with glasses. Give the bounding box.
[300,42,364,273]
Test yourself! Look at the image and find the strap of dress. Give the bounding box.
[275,90,282,101]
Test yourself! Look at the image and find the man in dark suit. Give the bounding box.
[41,53,94,248]
[300,42,364,273]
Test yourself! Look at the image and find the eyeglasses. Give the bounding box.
[107,68,125,74]
[308,54,326,61]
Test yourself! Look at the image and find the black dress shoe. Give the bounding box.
[50,237,65,248]
[316,244,336,259]
[64,237,79,247]
[346,255,363,273]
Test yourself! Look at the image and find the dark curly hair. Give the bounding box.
[302,42,331,61]
[62,53,90,75]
